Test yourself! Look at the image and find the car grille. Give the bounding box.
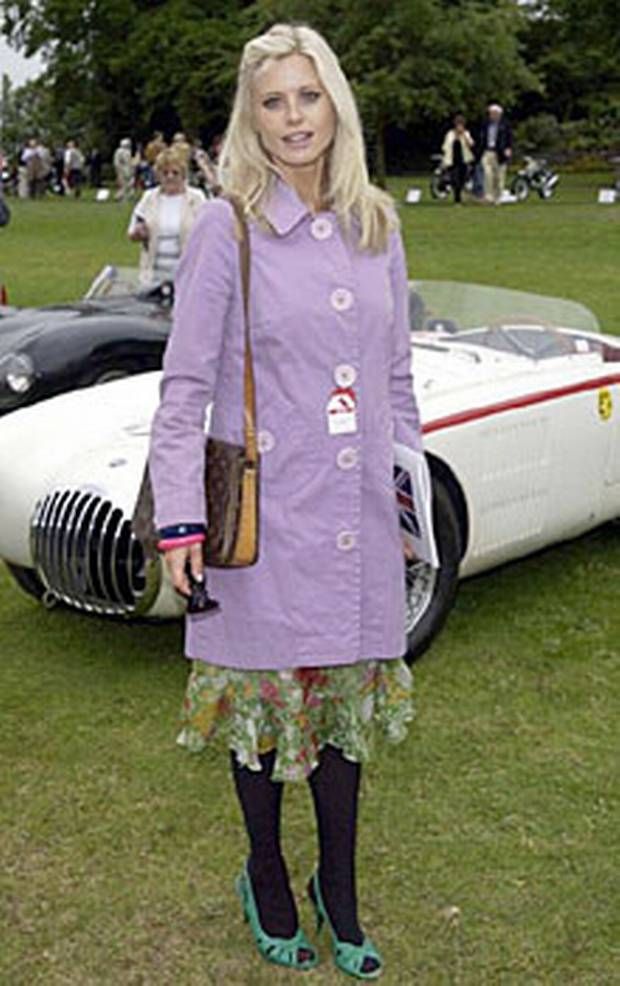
[31,488,159,615]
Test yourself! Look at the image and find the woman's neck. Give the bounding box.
[279,160,327,214]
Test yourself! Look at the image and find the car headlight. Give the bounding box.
[3,353,35,394]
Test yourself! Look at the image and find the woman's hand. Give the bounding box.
[402,535,417,562]
[164,541,205,598]
[129,218,149,243]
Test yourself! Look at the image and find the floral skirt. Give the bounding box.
[176,658,415,783]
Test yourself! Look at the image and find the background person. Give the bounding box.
[441,113,475,204]
[113,138,135,201]
[479,102,513,203]
[171,131,191,169]
[193,140,220,196]
[144,130,167,186]
[63,139,84,198]
[127,147,205,284]
[148,21,423,980]
[21,138,42,198]
[87,147,102,187]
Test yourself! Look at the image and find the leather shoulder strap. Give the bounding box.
[223,194,258,464]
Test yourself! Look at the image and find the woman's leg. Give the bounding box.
[451,165,462,203]
[229,748,298,937]
[308,744,380,974]
[308,744,363,943]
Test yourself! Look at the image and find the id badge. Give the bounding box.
[326,387,358,435]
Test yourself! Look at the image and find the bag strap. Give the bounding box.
[225,194,258,466]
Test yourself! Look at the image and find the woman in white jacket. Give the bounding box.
[441,113,475,204]
[127,147,205,284]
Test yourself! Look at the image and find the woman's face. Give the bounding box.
[159,164,185,195]
[252,53,336,178]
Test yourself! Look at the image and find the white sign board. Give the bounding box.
[405,188,422,204]
[95,188,110,202]
[598,189,617,204]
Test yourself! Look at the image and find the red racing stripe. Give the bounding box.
[422,374,620,434]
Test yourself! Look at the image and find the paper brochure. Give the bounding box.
[393,442,439,568]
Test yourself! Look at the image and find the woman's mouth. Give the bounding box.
[282,131,314,148]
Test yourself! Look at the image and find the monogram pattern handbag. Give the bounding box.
[131,194,260,567]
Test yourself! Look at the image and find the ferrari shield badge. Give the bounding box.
[598,388,613,421]
[326,386,357,434]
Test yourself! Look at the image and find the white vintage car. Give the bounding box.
[0,282,618,661]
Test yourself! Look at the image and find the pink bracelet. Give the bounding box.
[157,533,206,552]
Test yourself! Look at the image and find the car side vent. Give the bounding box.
[30,488,152,615]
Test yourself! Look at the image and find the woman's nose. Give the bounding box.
[285,97,303,124]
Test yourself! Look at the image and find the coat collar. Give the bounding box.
[261,175,312,236]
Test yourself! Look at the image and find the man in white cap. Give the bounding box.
[113,138,135,201]
[478,103,513,203]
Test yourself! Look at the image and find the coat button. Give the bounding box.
[310,217,333,240]
[334,363,357,387]
[336,530,357,551]
[257,429,275,453]
[330,288,353,312]
[337,447,358,470]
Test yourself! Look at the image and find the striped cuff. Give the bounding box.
[157,532,205,552]
[157,522,206,553]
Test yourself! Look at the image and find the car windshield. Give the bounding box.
[410,281,600,334]
[408,280,614,361]
[84,265,170,301]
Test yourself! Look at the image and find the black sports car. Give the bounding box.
[0,266,172,416]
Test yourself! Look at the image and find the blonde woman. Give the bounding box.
[149,23,424,979]
[127,148,205,285]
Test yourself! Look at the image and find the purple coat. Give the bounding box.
[149,177,423,670]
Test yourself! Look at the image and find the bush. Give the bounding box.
[514,113,564,156]
[515,105,620,168]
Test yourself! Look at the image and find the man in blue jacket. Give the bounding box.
[478,103,513,204]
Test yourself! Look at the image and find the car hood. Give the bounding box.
[0,299,161,353]
[0,307,84,351]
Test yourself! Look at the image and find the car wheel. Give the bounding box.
[430,174,450,200]
[403,477,462,663]
[5,562,46,601]
[92,368,132,385]
[511,176,529,201]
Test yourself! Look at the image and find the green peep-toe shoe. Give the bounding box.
[235,862,318,971]
[307,871,383,980]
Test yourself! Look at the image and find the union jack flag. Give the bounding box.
[394,464,421,538]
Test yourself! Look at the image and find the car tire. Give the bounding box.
[5,562,46,601]
[92,367,132,385]
[403,477,462,664]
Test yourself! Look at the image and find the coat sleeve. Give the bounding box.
[441,130,452,168]
[148,198,237,528]
[388,229,424,453]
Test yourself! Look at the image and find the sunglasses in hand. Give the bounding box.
[183,561,220,614]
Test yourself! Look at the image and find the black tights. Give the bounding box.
[229,748,298,937]
[229,743,363,943]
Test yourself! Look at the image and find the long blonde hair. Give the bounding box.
[218,23,396,252]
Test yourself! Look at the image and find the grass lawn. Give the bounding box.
[1,175,619,985]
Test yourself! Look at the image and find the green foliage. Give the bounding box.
[522,0,620,124]
[514,112,565,156]
[0,0,616,169]
[1,0,540,171]
[515,104,620,162]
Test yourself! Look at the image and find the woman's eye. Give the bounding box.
[301,90,321,103]
[262,96,281,110]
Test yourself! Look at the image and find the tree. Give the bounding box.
[521,0,620,123]
[1,0,542,171]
